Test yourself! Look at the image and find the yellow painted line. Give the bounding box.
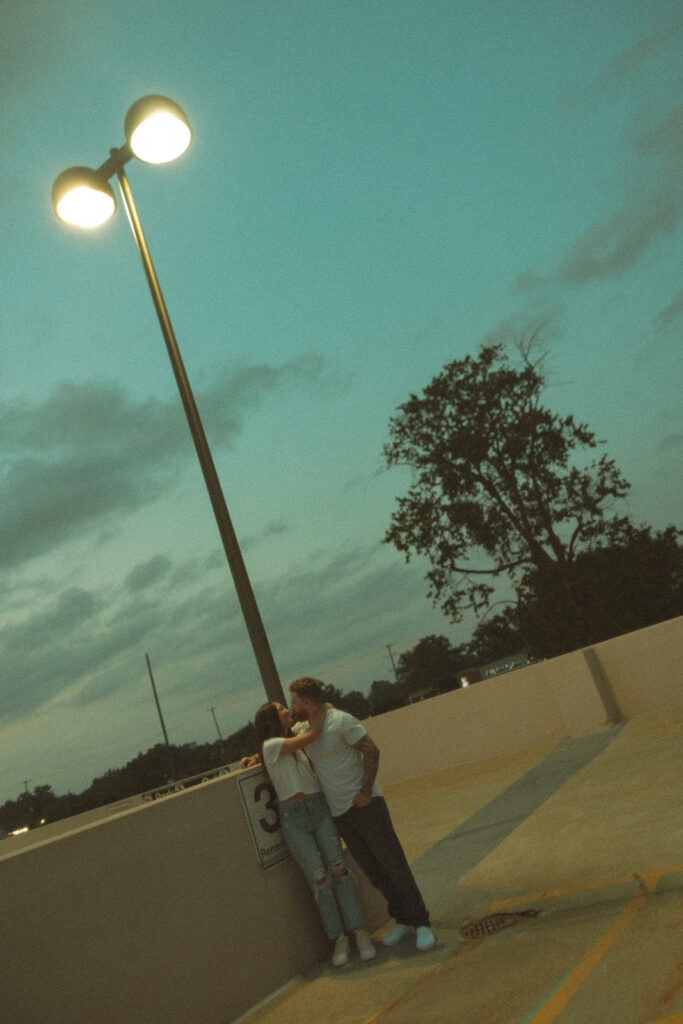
[523,889,648,1024]
[490,874,636,911]
[360,945,469,1024]
[362,866,681,1024]
[489,862,683,912]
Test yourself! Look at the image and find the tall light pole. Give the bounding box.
[145,653,176,781]
[52,95,284,705]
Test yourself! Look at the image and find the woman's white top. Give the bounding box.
[262,737,321,802]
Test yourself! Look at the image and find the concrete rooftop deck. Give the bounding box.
[235,706,683,1024]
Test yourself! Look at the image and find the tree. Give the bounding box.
[513,523,682,656]
[368,679,407,716]
[320,683,345,706]
[222,723,257,763]
[396,634,466,696]
[338,690,370,719]
[383,342,678,656]
[466,607,529,664]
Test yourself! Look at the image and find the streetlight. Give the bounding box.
[52,95,284,705]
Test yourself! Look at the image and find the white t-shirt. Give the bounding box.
[261,737,320,802]
[294,708,382,817]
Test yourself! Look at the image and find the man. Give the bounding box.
[288,677,435,952]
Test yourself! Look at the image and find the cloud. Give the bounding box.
[0,450,172,570]
[0,355,323,571]
[658,431,683,453]
[263,540,453,681]
[558,104,683,286]
[560,15,683,109]
[3,587,102,653]
[0,559,215,723]
[0,531,454,799]
[1,585,105,717]
[197,355,324,444]
[125,555,172,592]
[657,288,683,327]
[481,308,565,351]
[240,518,289,552]
[512,269,547,294]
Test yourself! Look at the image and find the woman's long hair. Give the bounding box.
[254,702,288,781]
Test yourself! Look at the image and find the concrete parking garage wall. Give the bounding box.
[591,615,683,717]
[365,615,683,784]
[1,614,680,1023]
[0,768,387,1024]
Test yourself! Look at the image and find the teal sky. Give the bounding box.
[1,1,681,804]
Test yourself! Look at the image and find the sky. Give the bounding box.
[1,0,681,805]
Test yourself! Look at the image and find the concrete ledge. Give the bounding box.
[1,615,681,1024]
[1,771,385,1024]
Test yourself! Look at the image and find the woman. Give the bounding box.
[254,700,376,967]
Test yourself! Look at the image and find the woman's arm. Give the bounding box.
[239,704,332,767]
[278,703,328,756]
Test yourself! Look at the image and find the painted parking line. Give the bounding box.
[488,863,683,913]
[521,888,649,1023]
[360,945,470,1024]
[515,864,683,1023]
[361,867,681,1024]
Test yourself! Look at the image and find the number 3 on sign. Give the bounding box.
[254,780,280,833]
[237,768,289,869]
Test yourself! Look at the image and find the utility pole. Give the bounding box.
[385,643,399,683]
[209,706,227,763]
[385,643,409,707]
[145,654,176,781]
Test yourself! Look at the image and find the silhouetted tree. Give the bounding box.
[513,523,682,656]
[222,723,257,763]
[369,679,407,715]
[339,690,370,719]
[397,634,466,695]
[0,726,256,830]
[466,606,529,664]
[383,341,680,656]
[320,683,345,706]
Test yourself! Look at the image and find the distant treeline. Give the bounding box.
[0,685,382,834]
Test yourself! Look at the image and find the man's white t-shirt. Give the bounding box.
[261,738,320,802]
[293,708,382,816]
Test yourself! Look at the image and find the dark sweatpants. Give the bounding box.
[334,796,430,928]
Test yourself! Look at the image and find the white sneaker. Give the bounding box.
[416,926,436,951]
[332,934,350,967]
[382,923,412,946]
[354,928,376,961]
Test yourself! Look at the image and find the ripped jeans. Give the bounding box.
[279,791,364,940]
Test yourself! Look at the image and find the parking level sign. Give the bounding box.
[237,768,290,870]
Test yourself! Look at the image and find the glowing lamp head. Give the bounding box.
[52,167,116,228]
[124,95,192,164]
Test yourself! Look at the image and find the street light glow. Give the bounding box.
[125,96,192,164]
[52,168,116,228]
[50,95,284,706]
[128,110,191,163]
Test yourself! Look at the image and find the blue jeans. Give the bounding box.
[279,792,364,940]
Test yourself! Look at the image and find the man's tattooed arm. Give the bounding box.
[352,735,380,805]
